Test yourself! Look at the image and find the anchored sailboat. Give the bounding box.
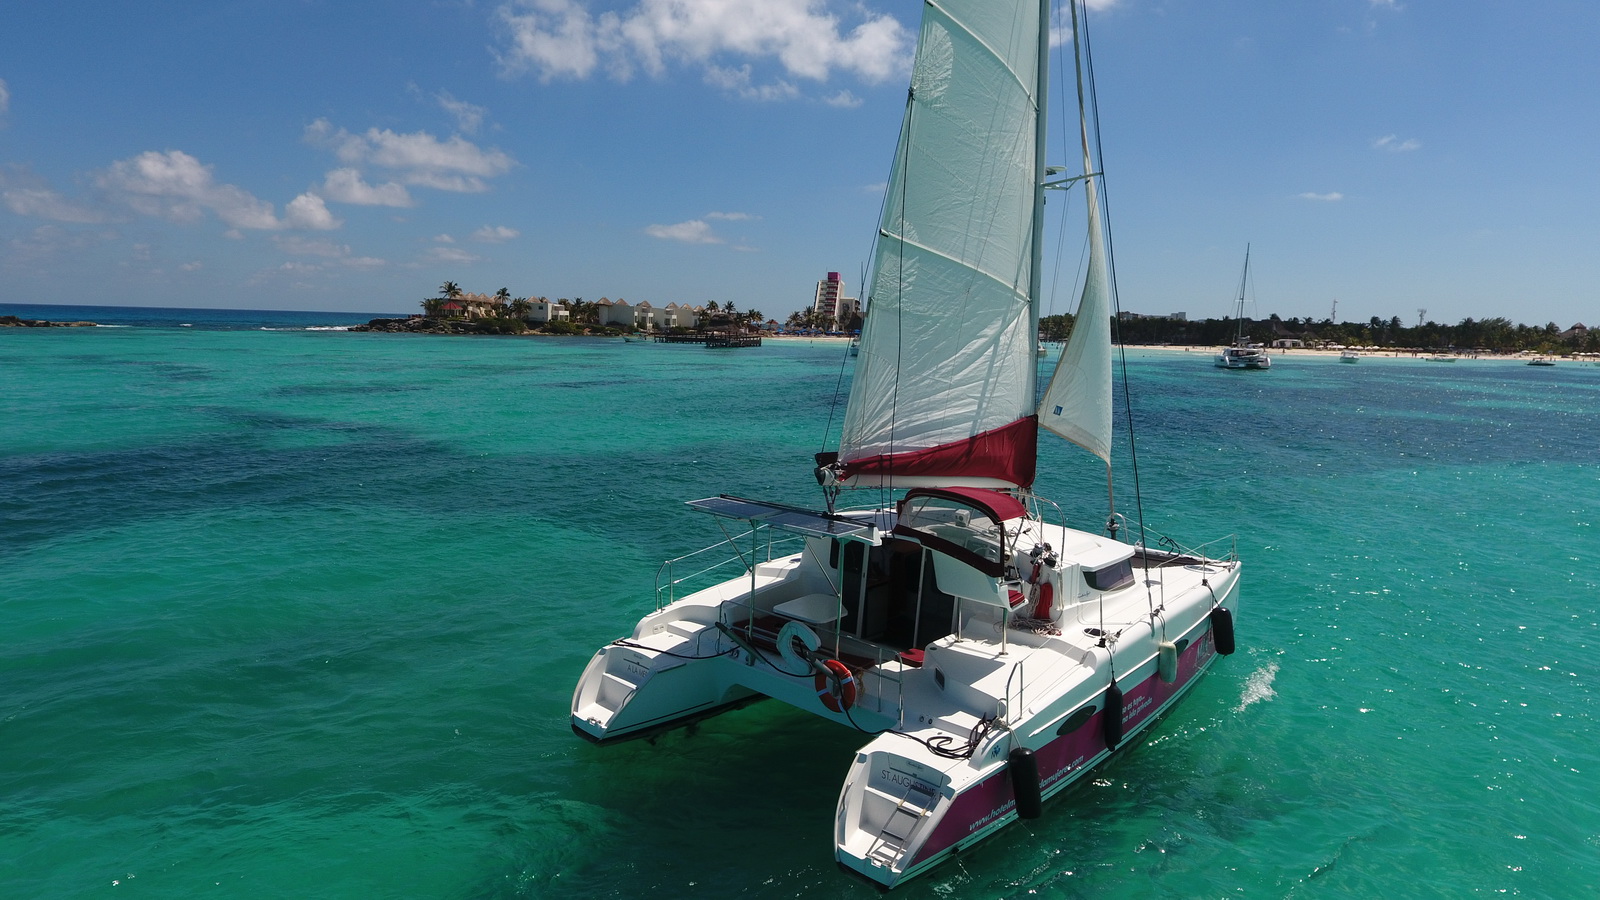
[1216,245,1272,369]
[570,0,1242,888]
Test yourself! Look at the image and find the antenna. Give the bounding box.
[1330,298,1337,322]
[1417,308,1427,327]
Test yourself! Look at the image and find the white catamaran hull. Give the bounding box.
[572,501,1240,889]
[1215,347,1271,369]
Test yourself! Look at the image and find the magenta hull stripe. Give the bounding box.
[908,628,1218,866]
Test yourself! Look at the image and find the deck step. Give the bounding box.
[597,671,638,708]
[665,620,703,638]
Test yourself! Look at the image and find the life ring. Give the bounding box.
[777,620,820,673]
[815,658,857,713]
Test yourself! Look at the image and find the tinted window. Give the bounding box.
[1084,559,1134,592]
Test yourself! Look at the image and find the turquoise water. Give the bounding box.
[4,313,1597,898]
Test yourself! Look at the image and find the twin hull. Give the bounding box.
[571,521,1240,889]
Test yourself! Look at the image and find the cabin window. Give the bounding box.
[1084,559,1134,592]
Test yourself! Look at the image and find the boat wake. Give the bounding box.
[1234,661,1279,712]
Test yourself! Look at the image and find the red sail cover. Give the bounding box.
[838,416,1037,487]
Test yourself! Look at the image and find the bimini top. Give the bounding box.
[896,487,1027,524]
[892,488,1028,579]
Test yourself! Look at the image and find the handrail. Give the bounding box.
[653,526,807,610]
[1002,658,1025,724]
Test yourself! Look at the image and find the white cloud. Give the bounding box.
[823,89,861,108]
[427,245,483,263]
[306,119,515,193]
[275,236,352,258]
[284,192,340,230]
[7,225,112,263]
[436,91,488,134]
[1372,134,1421,152]
[273,235,387,270]
[645,219,723,243]
[93,149,331,231]
[705,65,798,101]
[494,0,912,94]
[97,150,280,229]
[179,261,203,272]
[433,233,456,243]
[1296,191,1344,202]
[0,78,9,116]
[705,211,755,221]
[322,168,414,206]
[2,186,111,224]
[471,225,520,242]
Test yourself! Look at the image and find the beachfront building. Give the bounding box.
[595,298,659,331]
[456,292,495,318]
[595,299,627,328]
[526,298,566,324]
[658,303,698,330]
[812,272,859,329]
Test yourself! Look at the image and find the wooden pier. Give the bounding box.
[653,332,762,348]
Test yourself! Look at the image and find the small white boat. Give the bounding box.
[1423,353,1458,362]
[571,0,1242,890]
[1527,357,1557,366]
[1215,246,1271,369]
[1339,349,1360,363]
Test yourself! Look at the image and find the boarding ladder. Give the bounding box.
[867,779,939,869]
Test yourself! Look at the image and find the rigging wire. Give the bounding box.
[1075,0,1154,619]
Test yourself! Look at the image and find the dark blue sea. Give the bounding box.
[0,302,394,331]
[3,304,1598,897]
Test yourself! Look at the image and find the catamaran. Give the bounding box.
[1216,245,1272,369]
[571,0,1243,888]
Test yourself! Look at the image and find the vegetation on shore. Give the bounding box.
[382,281,769,337]
[357,280,1595,354]
[1040,312,1595,355]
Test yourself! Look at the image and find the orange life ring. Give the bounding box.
[815,658,857,713]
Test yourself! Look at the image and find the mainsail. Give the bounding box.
[837,0,1045,490]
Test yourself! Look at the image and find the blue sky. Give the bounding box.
[2,0,1596,327]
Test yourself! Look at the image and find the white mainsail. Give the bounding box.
[837,0,1044,490]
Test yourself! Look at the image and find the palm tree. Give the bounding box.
[437,281,463,318]
[509,297,532,320]
[421,297,443,317]
[493,287,511,316]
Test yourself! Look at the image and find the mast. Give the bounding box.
[1236,243,1251,342]
[1028,0,1051,400]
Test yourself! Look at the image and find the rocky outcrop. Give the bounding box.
[1,316,98,327]
[349,316,529,335]
[0,317,98,328]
